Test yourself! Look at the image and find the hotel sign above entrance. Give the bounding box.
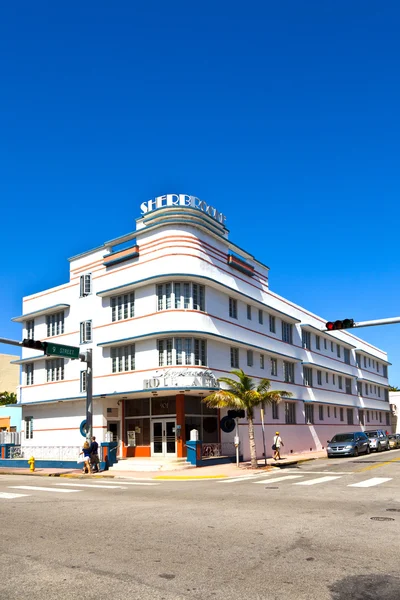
[143,369,219,391]
[140,194,226,226]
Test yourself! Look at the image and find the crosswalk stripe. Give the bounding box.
[219,475,267,483]
[254,475,304,484]
[348,477,393,488]
[0,492,29,499]
[9,486,82,494]
[56,483,127,489]
[295,476,342,486]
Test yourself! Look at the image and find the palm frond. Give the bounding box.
[256,379,272,394]
[202,390,240,409]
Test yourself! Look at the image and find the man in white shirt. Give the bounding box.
[273,432,284,460]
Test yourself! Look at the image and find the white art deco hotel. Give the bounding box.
[13,194,391,462]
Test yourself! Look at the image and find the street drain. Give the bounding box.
[386,509,400,513]
[370,517,395,522]
[264,486,279,489]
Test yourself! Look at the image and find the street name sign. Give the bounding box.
[46,342,80,359]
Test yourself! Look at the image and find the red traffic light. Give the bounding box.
[325,319,355,331]
[22,339,47,352]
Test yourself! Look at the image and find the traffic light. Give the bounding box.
[325,319,355,331]
[22,339,47,352]
[227,409,246,419]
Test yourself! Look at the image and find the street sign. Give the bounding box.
[46,342,80,360]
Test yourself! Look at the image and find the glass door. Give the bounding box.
[152,419,176,457]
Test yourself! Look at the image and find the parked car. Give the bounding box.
[388,434,400,449]
[327,432,370,458]
[365,430,390,452]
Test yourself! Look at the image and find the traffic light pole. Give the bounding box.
[80,349,93,441]
[0,337,22,348]
[324,316,400,332]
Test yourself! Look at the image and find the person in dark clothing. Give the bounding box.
[89,436,100,473]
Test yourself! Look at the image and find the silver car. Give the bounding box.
[327,432,370,458]
[365,430,390,452]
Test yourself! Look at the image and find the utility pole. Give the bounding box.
[82,349,93,441]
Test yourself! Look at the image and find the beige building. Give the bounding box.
[0,353,19,395]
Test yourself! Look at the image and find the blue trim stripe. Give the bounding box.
[12,304,70,323]
[97,329,303,362]
[103,251,139,267]
[301,361,357,378]
[300,324,357,349]
[354,348,391,365]
[96,272,296,321]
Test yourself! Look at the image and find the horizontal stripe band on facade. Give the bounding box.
[12,304,70,323]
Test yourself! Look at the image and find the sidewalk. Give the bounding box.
[0,450,327,479]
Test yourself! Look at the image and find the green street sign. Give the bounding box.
[46,342,80,360]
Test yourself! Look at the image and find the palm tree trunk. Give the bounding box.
[247,414,258,469]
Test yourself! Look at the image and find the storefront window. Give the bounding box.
[125,398,150,417]
[151,396,176,416]
[125,418,150,446]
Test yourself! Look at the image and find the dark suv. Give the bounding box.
[327,432,370,458]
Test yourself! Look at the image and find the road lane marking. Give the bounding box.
[298,471,353,475]
[56,483,127,489]
[348,477,393,488]
[254,475,304,484]
[0,492,29,499]
[9,486,82,494]
[356,456,400,473]
[295,476,342,486]
[90,480,160,485]
[219,475,272,483]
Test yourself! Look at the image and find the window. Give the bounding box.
[303,366,313,387]
[26,320,34,340]
[285,402,296,424]
[46,358,64,382]
[337,344,341,358]
[260,354,265,370]
[366,410,370,422]
[25,363,34,386]
[247,350,254,367]
[269,315,276,333]
[282,321,293,344]
[230,347,239,368]
[80,370,87,393]
[368,358,371,367]
[319,405,324,421]
[25,417,33,440]
[111,345,135,372]
[356,353,361,368]
[331,342,334,352]
[317,370,322,386]
[80,273,92,297]
[80,320,92,344]
[365,383,368,395]
[270,358,277,376]
[359,410,364,425]
[378,386,381,398]
[347,409,354,425]
[325,372,329,384]
[283,361,294,383]
[357,381,362,396]
[372,360,375,369]
[327,406,331,418]
[386,412,390,426]
[272,401,279,420]
[229,298,238,319]
[332,374,336,385]
[377,363,380,373]
[158,338,206,367]
[376,411,378,420]
[347,379,353,396]
[258,309,263,325]
[334,407,337,418]
[340,407,344,421]
[344,348,350,365]
[302,330,311,350]
[305,404,314,424]
[338,376,343,390]
[379,412,382,423]
[384,389,389,402]
[364,356,367,368]
[383,365,388,378]
[316,335,320,350]
[111,293,135,322]
[157,282,204,311]
[370,384,373,393]
[46,312,64,337]
[247,305,252,320]
[324,338,327,350]
[374,385,377,394]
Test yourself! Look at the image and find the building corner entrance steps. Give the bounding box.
[108,458,195,472]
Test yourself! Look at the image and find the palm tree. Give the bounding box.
[0,391,17,405]
[389,386,400,392]
[203,369,293,469]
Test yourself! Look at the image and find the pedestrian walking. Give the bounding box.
[272,431,284,460]
[89,436,100,473]
[80,441,92,474]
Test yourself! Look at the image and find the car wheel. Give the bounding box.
[353,447,359,457]
[365,445,370,455]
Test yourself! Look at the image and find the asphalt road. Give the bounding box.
[1,450,400,600]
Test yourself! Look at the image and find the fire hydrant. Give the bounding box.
[28,456,35,472]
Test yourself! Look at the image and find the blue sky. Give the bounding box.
[1,2,400,383]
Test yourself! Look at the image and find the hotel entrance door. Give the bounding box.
[151,420,176,457]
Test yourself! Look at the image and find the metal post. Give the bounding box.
[234,418,239,468]
[0,337,22,348]
[85,349,93,441]
[260,405,267,466]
